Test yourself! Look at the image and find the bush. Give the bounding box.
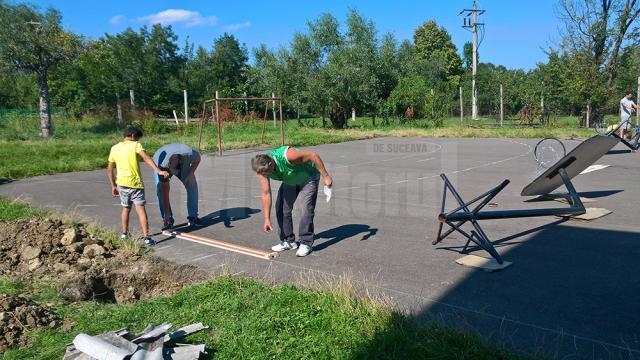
[131,110,171,135]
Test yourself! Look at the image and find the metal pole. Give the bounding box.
[430,88,434,118]
[272,92,276,127]
[541,83,545,115]
[172,110,179,126]
[500,84,504,126]
[197,101,206,151]
[116,93,123,125]
[586,104,590,128]
[244,91,249,115]
[459,86,464,127]
[129,90,135,112]
[279,98,284,146]
[184,90,188,124]
[261,100,268,144]
[215,91,222,156]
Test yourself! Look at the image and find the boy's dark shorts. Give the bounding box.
[117,186,146,207]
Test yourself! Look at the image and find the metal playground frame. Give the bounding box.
[197,96,285,156]
[433,135,619,266]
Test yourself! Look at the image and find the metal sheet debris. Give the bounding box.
[63,322,208,360]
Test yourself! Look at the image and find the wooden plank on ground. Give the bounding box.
[564,207,612,221]
[455,254,512,272]
[163,230,277,260]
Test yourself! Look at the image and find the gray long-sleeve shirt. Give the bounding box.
[152,143,200,176]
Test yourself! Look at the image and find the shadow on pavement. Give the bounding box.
[355,223,640,359]
[313,224,378,252]
[524,189,623,202]
[173,207,261,232]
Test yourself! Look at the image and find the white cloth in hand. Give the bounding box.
[323,185,332,203]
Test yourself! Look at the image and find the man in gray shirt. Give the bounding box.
[152,143,201,229]
[619,90,638,139]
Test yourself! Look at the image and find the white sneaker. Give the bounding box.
[271,241,298,252]
[296,244,312,257]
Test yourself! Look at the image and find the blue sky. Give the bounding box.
[32,0,562,70]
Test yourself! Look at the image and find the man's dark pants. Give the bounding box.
[275,176,319,246]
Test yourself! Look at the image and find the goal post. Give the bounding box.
[197,96,285,156]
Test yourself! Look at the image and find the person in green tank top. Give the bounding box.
[251,146,333,257]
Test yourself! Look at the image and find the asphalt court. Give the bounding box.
[2,137,639,358]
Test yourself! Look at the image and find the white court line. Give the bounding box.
[336,139,533,189]
[191,253,216,262]
[580,164,610,174]
[444,139,533,177]
[333,141,442,169]
[416,157,435,163]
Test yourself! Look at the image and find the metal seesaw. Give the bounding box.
[601,119,640,151]
[433,135,619,267]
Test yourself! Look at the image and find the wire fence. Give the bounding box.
[0,108,66,119]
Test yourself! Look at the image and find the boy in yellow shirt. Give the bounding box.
[107,126,169,245]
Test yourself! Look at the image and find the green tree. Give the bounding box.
[312,10,382,128]
[463,41,473,70]
[413,20,462,85]
[0,1,79,136]
[557,0,640,123]
[285,33,321,124]
[210,33,248,96]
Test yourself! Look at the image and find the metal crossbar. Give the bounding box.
[434,168,585,264]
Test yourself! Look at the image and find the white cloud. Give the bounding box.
[138,9,218,27]
[224,21,251,31]
[109,15,126,25]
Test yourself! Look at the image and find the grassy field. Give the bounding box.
[0,113,597,180]
[0,199,530,359]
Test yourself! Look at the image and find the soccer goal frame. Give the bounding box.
[197,95,285,156]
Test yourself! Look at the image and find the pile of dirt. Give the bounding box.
[0,294,60,352]
[0,218,210,304]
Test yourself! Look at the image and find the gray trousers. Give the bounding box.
[275,176,319,246]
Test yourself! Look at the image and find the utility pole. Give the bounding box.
[461,1,485,120]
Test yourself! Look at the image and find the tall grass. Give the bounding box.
[0,197,46,221]
[2,277,530,360]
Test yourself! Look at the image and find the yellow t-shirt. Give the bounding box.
[108,140,144,189]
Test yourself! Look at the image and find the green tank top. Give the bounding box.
[266,146,319,185]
